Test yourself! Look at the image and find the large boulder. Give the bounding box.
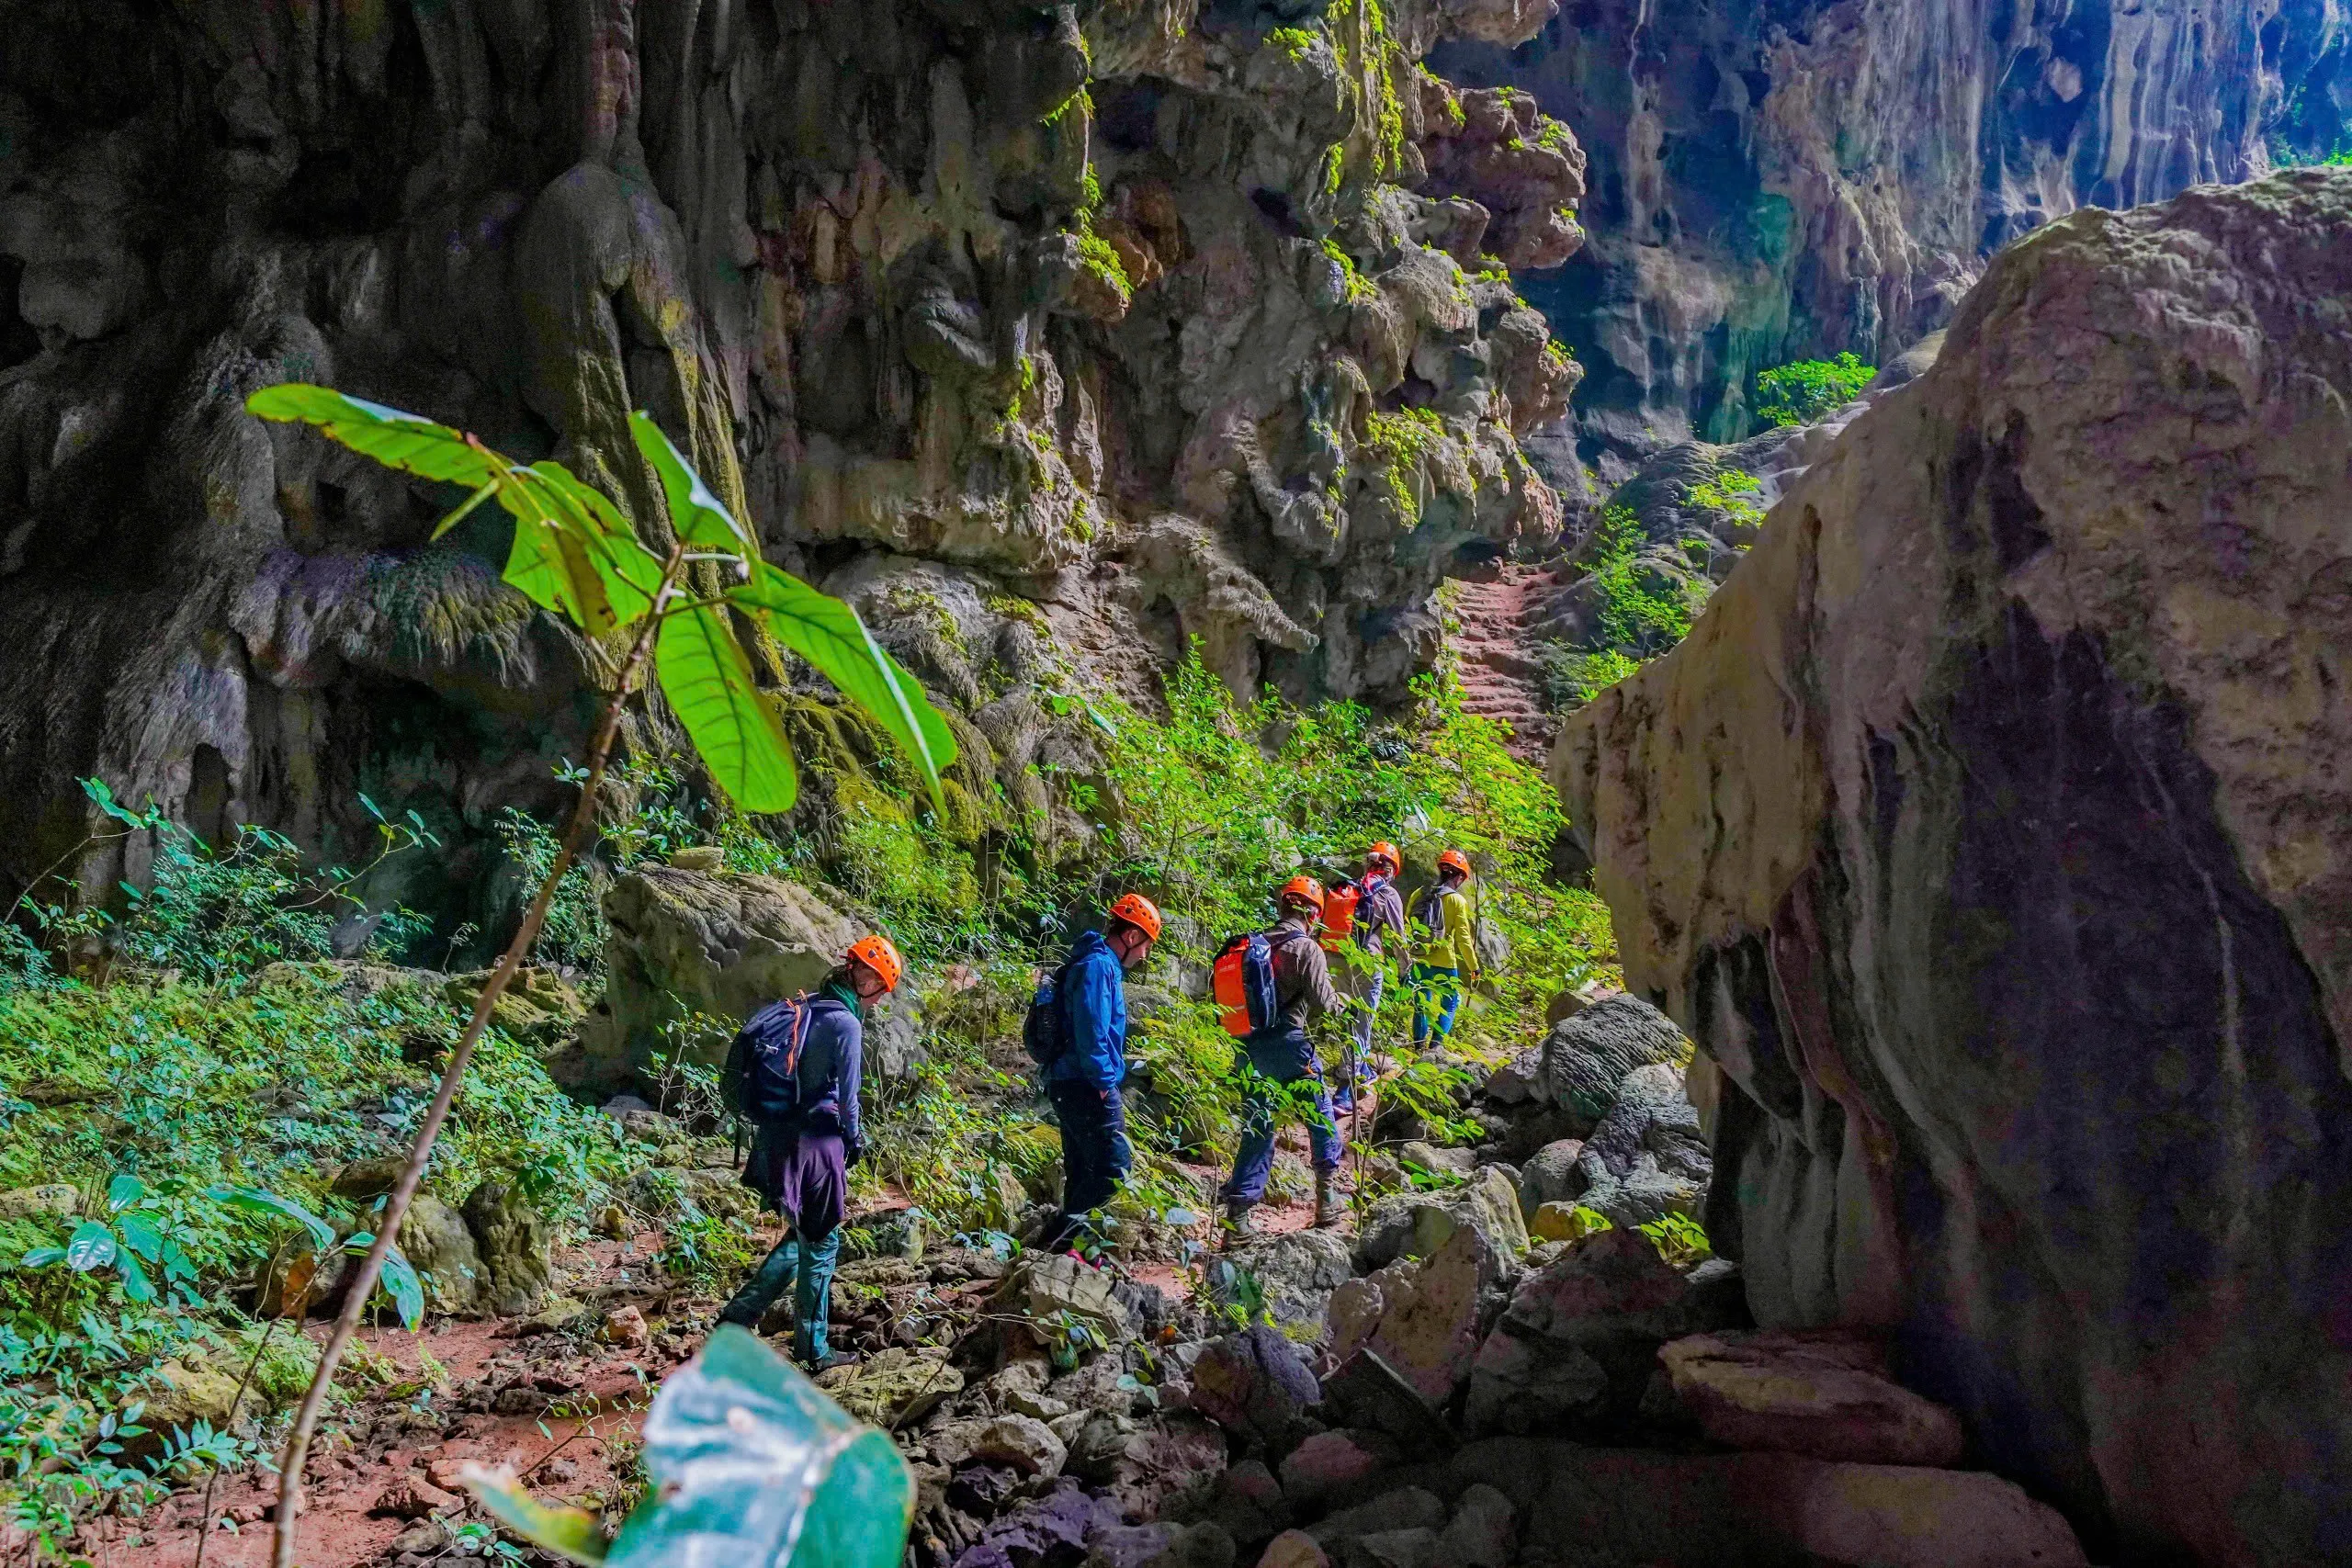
[1659,1329,1963,1467]
[995,1252,1132,1351]
[1515,1139,1586,1218]
[461,1180,552,1318]
[1463,1227,1735,1436]
[1557,170,2352,1562]
[1571,1063,1710,1227]
[1354,1168,1526,1274]
[1450,1438,2086,1567]
[1216,1228,1355,1336]
[1184,1325,1321,1458]
[1535,993,1689,1130]
[1326,1224,1504,1407]
[397,1193,488,1318]
[574,867,862,1086]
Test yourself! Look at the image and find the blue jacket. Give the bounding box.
[1044,930,1127,1089]
[766,987,865,1148]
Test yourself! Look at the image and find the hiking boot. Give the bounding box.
[1312,1169,1341,1229]
[1222,1201,1259,1244]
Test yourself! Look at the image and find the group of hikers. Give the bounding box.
[712,844,1484,1370]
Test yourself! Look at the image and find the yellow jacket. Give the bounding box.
[1414,886,1480,975]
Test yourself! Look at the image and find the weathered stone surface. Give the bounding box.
[970,1413,1071,1478]
[1319,1351,1453,1451]
[461,1179,552,1318]
[1434,2,2344,464]
[1449,1438,2086,1568]
[1069,1412,1230,1523]
[1460,1321,1608,1436]
[1572,1063,1710,1228]
[1306,1487,1446,1548]
[396,1193,487,1318]
[1515,1139,1585,1218]
[1660,1329,1963,1468]
[141,1358,258,1435]
[1435,1483,1515,1568]
[1326,1224,1499,1407]
[815,1346,964,1428]
[1276,1429,1400,1510]
[0,1185,79,1220]
[1088,1520,1237,1568]
[1354,1167,1524,1275]
[443,965,584,1047]
[1559,170,2352,1563]
[580,868,860,1083]
[1534,994,1689,1132]
[998,1251,1132,1349]
[1256,1531,1330,1568]
[1216,1228,1354,1336]
[1185,1326,1320,1458]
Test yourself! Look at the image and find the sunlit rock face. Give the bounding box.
[1437,0,2351,468]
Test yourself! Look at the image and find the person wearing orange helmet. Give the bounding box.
[1410,849,1480,1046]
[718,932,904,1369]
[1337,841,1411,1101]
[1033,892,1163,1255]
[1223,875,1348,1234]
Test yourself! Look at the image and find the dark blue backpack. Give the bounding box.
[725,995,814,1124]
[1023,955,1080,1066]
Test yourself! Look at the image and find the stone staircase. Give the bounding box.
[1448,561,1560,763]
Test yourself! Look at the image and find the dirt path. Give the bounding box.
[1449,561,1559,763]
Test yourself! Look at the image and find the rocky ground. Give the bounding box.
[112,989,2089,1568]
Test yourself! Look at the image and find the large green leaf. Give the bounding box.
[586,1325,911,1566]
[344,1235,427,1331]
[657,604,798,813]
[466,1472,610,1564]
[727,561,955,809]
[207,1184,337,1253]
[64,1222,116,1272]
[629,412,754,553]
[244,385,656,637]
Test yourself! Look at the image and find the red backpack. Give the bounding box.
[1211,929,1306,1037]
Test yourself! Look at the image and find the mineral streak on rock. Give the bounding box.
[1559,169,2352,1564]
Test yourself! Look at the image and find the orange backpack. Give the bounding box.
[1317,882,1363,951]
[1211,930,1303,1037]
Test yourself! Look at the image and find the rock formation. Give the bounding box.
[1559,168,2352,1563]
[0,0,1582,920]
[1436,1,2352,460]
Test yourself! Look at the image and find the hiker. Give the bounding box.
[717,932,904,1370]
[1411,849,1480,1046]
[1220,875,1347,1235]
[1337,841,1409,1103]
[1033,892,1163,1256]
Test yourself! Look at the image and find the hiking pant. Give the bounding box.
[1044,1078,1133,1252]
[1223,1035,1343,1207]
[1412,964,1463,1046]
[722,1128,846,1360]
[1344,967,1385,1094]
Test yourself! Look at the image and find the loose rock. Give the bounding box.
[1659,1328,1964,1467]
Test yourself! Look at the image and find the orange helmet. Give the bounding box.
[1364,841,1401,874]
[1437,849,1473,879]
[845,933,904,992]
[1277,874,1325,913]
[1107,892,1163,942]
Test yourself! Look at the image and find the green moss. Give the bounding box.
[1075,216,1133,302]
[1042,85,1093,130]
[1357,407,1447,517]
[1537,119,1575,153]
[1268,26,1316,60]
[1319,238,1379,304]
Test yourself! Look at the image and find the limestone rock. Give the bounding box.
[443,965,584,1047]
[1660,1329,1963,1468]
[997,1251,1131,1349]
[0,1185,79,1220]
[815,1346,963,1428]
[1184,1325,1321,1458]
[1255,1530,1331,1568]
[1571,1062,1709,1228]
[1534,994,1688,1133]
[396,1193,487,1318]
[1525,1201,1607,1246]
[1069,1411,1229,1523]
[1559,172,2352,1560]
[1448,1438,2086,1567]
[1325,1224,1499,1407]
[1354,1166,1524,1275]
[141,1358,256,1436]
[461,1180,552,1318]
[1515,1140,1585,1218]
[1306,1487,1446,1549]
[1088,1520,1237,1568]
[581,868,860,1087]
[1216,1228,1355,1336]
[1435,1483,1515,1568]
[1276,1428,1398,1510]
[329,1156,408,1199]
[971,1413,1070,1477]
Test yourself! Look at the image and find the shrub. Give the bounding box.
[1754,351,1872,427]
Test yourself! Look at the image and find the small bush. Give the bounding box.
[1753,351,1872,427]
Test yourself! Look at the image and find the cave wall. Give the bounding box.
[1435,0,2352,467]
[0,0,1587,925]
[1556,168,2352,1563]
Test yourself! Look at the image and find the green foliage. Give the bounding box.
[1319,239,1379,305]
[1583,505,1700,657]
[1357,407,1446,516]
[1268,26,1317,60]
[658,1213,761,1297]
[1638,1210,1713,1269]
[1753,351,1872,427]
[1682,467,1764,529]
[245,388,954,815]
[1074,216,1133,304]
[1540,648,1642,711]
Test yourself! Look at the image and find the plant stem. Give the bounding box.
[270,542,688,1568]
[193,1314,284,1568]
